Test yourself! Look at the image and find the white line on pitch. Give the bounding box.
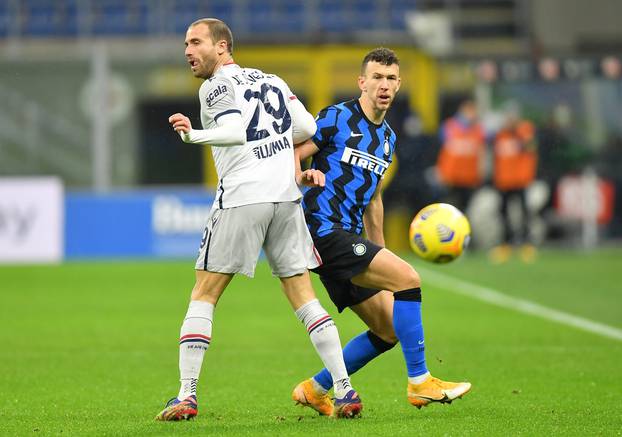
[417,267,622,342]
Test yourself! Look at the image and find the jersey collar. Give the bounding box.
[354,98,385,128]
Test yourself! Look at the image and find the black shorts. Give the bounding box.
[311,229,383,312]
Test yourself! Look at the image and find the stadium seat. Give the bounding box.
[389,0,411,30]
[282,2,305,32]
[246,2,273,33]
[352,0,378,30]
[172,0,202,34]
[21,0,60,37]
[318,0,350,33]
[90,1,129,35]
[0,1,9,37]
[0,0,418,39]
[91,0,149,36]
[207,0,234,31]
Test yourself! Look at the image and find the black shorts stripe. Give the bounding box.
[217,178,224,209]
[203,228,213,270]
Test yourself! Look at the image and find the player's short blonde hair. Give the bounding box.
[190,18,234,54]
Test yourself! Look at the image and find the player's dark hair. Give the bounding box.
[361,47,399,74]
[190,18,234,54]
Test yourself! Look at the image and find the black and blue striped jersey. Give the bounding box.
[302,99,396,237]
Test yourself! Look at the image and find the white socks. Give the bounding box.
[178,300,214,400]
[408,371,431,385]
[295,299,352,398]
[176,299,352,400]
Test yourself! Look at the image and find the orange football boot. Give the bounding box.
[292,379,334,416]
[407,375,471,409]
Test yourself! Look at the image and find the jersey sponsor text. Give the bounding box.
[206,84,228,107]
[252,135,291,159]
[340,147,389,176]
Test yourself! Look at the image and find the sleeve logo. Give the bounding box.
[206,84,228,107]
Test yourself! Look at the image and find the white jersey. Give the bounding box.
[198,63,302,209]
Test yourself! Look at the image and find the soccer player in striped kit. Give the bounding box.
[155,18,362,421]
[292,48,471,415]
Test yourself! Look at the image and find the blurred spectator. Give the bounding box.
[595,134,622,182]
[538,103,595,240]
[383,110,440,216]
[490,104,538,263]
[436,98,486,212]
[538,103,590,183]
[596,133,622,237]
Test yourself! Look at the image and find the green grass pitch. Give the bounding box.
[1,249,621,435]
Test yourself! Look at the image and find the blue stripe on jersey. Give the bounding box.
[330,104,357,231]
[339,108,367,231]
[303,99,396,237]
[214,108,241,122]
[349,116,378,224]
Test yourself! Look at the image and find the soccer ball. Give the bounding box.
[409,203,471,263]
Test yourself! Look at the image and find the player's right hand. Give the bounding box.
[297,169,325,188]
[168,113,192,134]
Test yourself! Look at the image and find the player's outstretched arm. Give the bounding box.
[168,112,245,147]
[294,139,324,187]
[294,138,320,160]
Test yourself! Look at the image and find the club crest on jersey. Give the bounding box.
[383,138,390,155]
[340,147,389,176]
[206,84,228,107]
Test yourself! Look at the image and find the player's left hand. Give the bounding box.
[297,169,325,187]
[168,113,193,134]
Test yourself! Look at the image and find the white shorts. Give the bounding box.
[195,201,321,278]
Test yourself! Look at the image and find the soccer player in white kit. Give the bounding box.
[155,18,362,421]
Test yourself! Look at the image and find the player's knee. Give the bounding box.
[411,268,421,288]
[400,265,421,289]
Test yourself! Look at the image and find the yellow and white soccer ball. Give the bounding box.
[409,203,471,264]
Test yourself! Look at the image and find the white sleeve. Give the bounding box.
[201,77,239,121]
[289,96,317,144]
[180,77,245,146]
[180,112,245,146]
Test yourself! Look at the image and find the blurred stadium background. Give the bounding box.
[1,1,621,435]
[1,0,621,260]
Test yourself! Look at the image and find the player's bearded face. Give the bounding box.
[359,62,401,112]
[184,25,219,79]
